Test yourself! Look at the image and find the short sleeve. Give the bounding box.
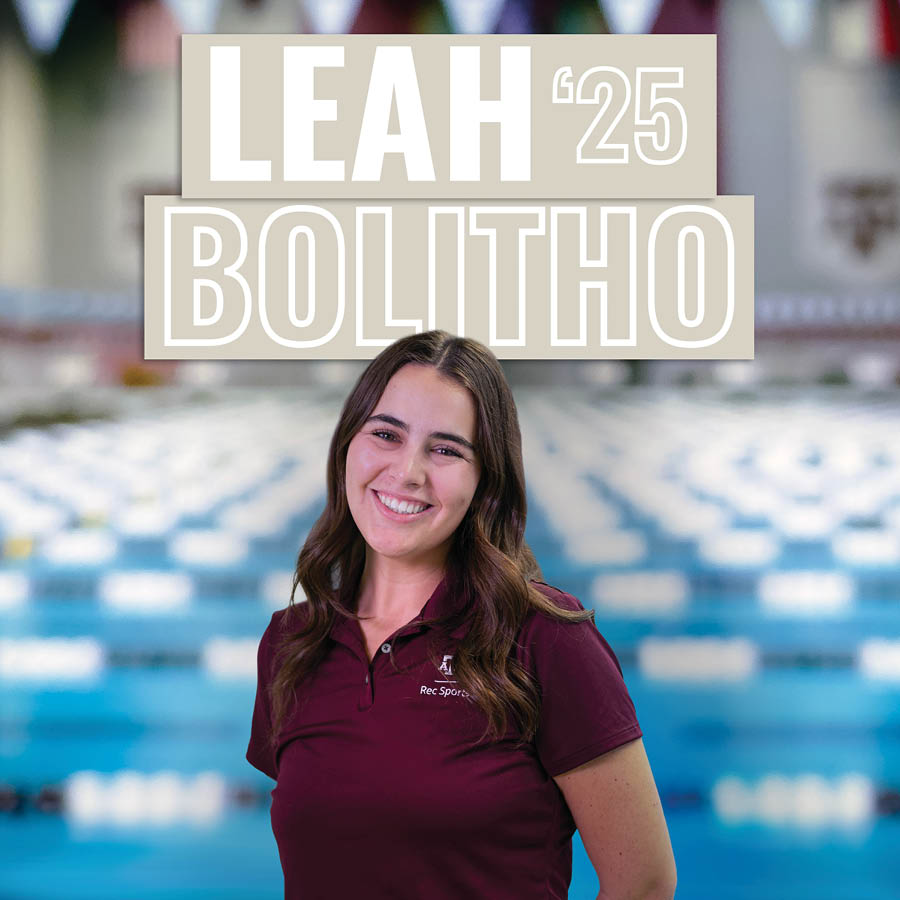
[246,611,280,780]
[523,582,643,777]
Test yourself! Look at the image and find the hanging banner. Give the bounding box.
[793,61,900,284]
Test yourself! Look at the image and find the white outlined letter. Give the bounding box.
[469,207,545,346]
[258,205,346,348]
[163,207,252,346]
[549,206,637,346]
[647,205,734,348]
[356,207,422,346]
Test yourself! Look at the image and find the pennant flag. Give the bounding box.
[759,0,816,48]
[554,0,610,34]
[12,0,77,53]
[355,0,417,33]
[163,0,223,33]
[412,0,453,33]
[653,0,720,34]
[600,0,664,34]
[651,0,717,33]
[443,0,507,32]
[302,0,364,33]
[117,0,181,69]
[496,0,534,33]
[876,0,900,57]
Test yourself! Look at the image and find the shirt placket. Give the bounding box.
[357,619,426,711]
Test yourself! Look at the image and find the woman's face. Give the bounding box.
[345,363,481,570]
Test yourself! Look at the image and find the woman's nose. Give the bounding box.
[393,443,426,485]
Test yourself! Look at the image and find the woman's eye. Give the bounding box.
[370,431,462,458]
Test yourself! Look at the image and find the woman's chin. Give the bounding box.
[366,541,424,561]
[362,534,447,566]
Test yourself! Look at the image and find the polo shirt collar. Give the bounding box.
[329,572,471,650]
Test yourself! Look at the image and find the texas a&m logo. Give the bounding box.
[420,654,470,699]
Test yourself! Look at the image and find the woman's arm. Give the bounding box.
[553,738,677,900]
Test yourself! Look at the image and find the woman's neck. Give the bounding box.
[355,556,445,621]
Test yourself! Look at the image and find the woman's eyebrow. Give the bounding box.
[366,413,476,453]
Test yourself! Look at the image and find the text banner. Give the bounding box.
[144,195,753,359]
[181,34,717,200]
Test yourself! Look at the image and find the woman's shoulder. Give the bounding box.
[519,579,592,644]
[521,580,625,678]
[255,602,310,685]
[270,600,311,632]
[261,602,310,653]
[527,579,587,613]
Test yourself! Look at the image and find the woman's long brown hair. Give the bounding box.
[268,330,593,751]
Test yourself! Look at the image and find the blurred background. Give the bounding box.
[1,1,900,898]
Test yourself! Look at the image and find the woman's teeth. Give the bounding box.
[376,491,429,515]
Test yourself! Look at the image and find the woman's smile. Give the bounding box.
[372,489,433,519]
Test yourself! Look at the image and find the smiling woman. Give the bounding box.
[246,330,676,900]
[344,364,481,632]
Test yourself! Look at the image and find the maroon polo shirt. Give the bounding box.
[246,578,642,900]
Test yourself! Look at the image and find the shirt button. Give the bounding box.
[380,642,392,654]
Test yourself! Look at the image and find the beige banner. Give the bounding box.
[181,34,717,200]
[144,195,753,359]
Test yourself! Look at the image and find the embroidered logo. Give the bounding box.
[420,654,470,698]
